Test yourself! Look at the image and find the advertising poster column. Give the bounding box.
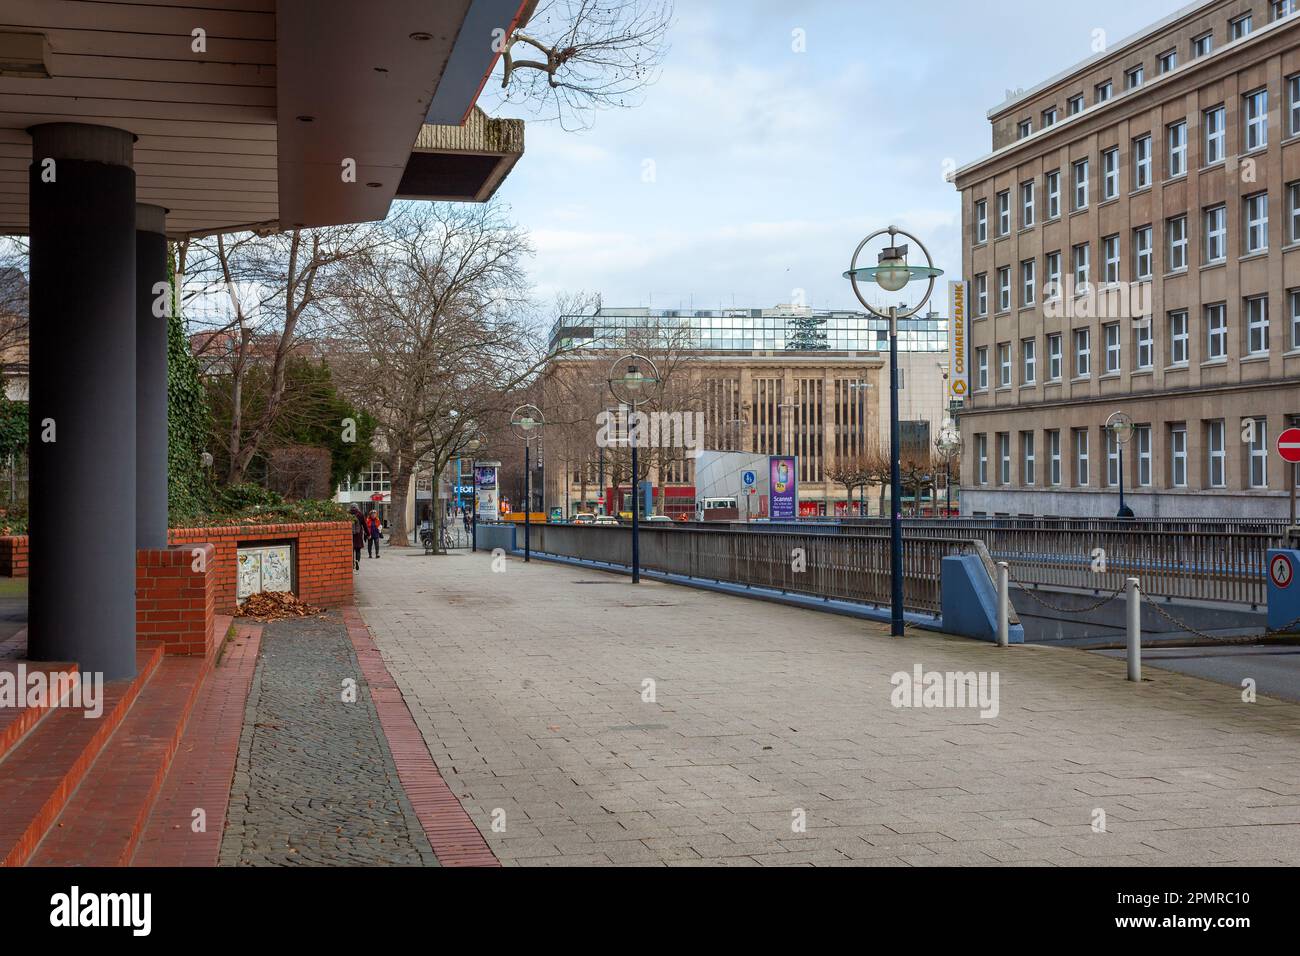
[473,461,501,522]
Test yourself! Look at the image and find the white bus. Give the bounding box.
[695,496,739,522]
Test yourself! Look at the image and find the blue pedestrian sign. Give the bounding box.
[742,470,756,487]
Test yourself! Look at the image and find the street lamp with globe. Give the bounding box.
[510,405,544,561]
[608,354,659,584]
[1105,410,1136,518]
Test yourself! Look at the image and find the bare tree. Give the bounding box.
[0,238,30,388]
[496,0,674,130]
[181,224,375,485]
[827,454,874,516]
[330,202,543,548]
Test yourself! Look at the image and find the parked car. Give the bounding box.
[594,515,620,526]
[646,514,674,523]
[573,513,596,524]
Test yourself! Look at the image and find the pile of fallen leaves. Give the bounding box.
[237,590,322,621]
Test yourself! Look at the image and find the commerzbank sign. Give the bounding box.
[947,279,968,405]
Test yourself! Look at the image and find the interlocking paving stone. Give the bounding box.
[218,612,437,866]
[356,547,1300,866]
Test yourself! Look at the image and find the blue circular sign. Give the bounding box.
[742,470,756,486]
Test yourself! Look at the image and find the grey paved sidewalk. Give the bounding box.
[358,548,1300,866]
[220,612,438,866]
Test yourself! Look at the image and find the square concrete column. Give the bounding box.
[27,124,138,681]
[136,204,169,548]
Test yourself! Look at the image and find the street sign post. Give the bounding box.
[1278,427,1300,524]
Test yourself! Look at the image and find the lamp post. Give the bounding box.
[608,354,659,584]
[843,226,944,636]
[937,422,961,517]
[1106,410,1135,519]
[510,405,544,561]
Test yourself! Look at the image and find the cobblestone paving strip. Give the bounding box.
[219,611,439,866]
[357,549,1300,867]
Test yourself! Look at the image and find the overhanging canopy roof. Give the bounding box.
[0,0,530,238]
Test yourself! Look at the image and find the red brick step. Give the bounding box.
[0,659,78,762]
[0,645,162,867]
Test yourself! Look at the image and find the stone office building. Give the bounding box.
[953,0,1300,517]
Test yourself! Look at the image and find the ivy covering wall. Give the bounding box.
[166,244,213,523]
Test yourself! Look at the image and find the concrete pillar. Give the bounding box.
[27,124,137,681]
[136,204,168,549]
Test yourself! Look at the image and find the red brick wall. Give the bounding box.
[167,521,354,614]
[0,536,28,577]
[136,545,216,659]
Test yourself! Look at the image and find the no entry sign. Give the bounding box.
[1278,427,1300,463]
[1271,552,1294,589]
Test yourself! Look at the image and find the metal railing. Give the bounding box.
[523,523,978,615]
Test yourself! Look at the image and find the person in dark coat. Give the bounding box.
[366,511,381,559]
[349,506,365,570]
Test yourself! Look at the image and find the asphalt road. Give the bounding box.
[1094,645,1300,703]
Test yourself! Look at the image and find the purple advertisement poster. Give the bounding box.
[769,456,797,520]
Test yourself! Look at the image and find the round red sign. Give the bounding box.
[1278,427,1300,464]
[1271,553,1294,590]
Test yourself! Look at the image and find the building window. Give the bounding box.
[1290,75,1300,136]
[1020,259,1036,306]
[1022,431,1036,485]
[1245,191,1269,254]
[1048,430,1062,485]
[1246,294,1270,354]
[997,190,1010,235]
[1102,146,1120,199]
[1068,94,1085,115]
[1245,88,1268,152]
[1133,225,1153,280]
[1135,321,1153,370]
[1045,250,1062,296]
[976,346,988,389]
[1169,310,1189,364]
[1042,107,1058,127]
[1248,417,1268,487]
[1106,428,1120,486]
[1125,65,1144,90]
[1074,327,1091,377]
[1275,0,1298,19]
[974,199,987,243]
[975,273,988,316]
[1103,234,1121,283]
[1022,337,1036,383]
[1096,80,1112,103]
[1204,204,1227,262]
[1171,425,1187,487]
[1206,302,1227,359]
[976,434,988,484]
[1047,333,1062,380]
[1289,182,1300,244]
[1231,14,1253,40]
[1045,169,1060,218]
[1208,419,1226,487]
[1291,290,1300,349]
[1104,322,1122,373]
[997,342,1011,387]
[1021,180,1035,227]
[1135,425,1152,487]
[1075,428,1090,486]
[1204,105,1226,164]
[1018,118,1033,139]
[1193,32,1213,58]
[1072,241,1090,292]
[998,433,1011,484]
[1073,158,1089,209]
[1167,121,1187,177]
[1167,214,1188,270]
[1133,134,1152,189]
[997,266,1011,312]
[1157,49,1178,74]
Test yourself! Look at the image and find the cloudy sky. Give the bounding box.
[483,0,1191,319]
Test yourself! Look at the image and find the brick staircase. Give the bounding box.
[0,616,235,867]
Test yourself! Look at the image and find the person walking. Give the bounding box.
[366,511,381,559]
[349,506,365,570]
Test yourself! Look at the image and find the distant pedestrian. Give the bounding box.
[349,507,365,570]
[462,508,472,533]
[366,511,381,559]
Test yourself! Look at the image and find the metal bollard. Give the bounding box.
[1126,577,1141,682]
[996,561,1009,647]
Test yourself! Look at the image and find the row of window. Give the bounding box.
[981,85,1300,248]
[973,293,1300,390]
[973,184,1300,320]
[1013,2,1297,139]
[973,416,1296,490]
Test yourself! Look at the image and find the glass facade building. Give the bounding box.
[549,305,949,354]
